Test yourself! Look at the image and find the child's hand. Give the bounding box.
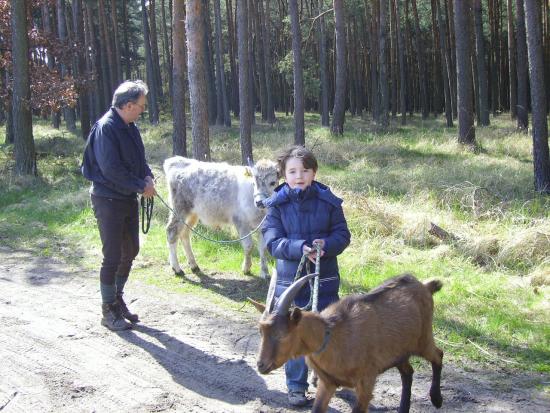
[303,240,325,263]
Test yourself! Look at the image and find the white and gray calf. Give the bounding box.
[163,156,279,279]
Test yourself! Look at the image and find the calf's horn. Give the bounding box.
[273,273,317,316]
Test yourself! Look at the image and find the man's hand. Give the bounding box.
[302,239,325,263]
[143,176,156,198]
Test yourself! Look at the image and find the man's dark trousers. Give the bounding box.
[91,194,139,303]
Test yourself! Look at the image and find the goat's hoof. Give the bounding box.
[173,269,185,277]
[430,391,443,408]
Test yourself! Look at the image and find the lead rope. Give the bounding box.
[155,193,267,243]
[293,242,321,311]
[141,196,154,234]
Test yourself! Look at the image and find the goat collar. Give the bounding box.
[313,325,332,355]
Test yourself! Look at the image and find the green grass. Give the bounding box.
[1,114,549,377]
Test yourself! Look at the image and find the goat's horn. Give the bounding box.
[264,268,278,315]
[273,273,317,316]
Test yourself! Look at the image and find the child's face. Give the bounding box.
[284,157,316,190]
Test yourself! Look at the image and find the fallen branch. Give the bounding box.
[467,338,519,365]
[429,222,459,242]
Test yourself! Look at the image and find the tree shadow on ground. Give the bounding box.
[434,317,550,373]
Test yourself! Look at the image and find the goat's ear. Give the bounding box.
[247,297,266,313]
[289,307,302,324]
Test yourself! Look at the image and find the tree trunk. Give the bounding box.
[260,0,275,124]
[378,0,389,128]
[4,68,14,144]
[389,8,397,118]
[331,0,346,134]
[395,0,407,125]
[318,0,330,126]
[524,0,550,192]
[507,0,517,120]
[141,0,160,124]
[187,0,210,160]
[122,0,131,79]
[515,0,529,131]
[437,0,453,127]
[247,0,256,125]
[412,0,429,119]
[214,0,231,126]
[227,0,239,117]
[446,0,458,118]
[11,0,36,175]
[110,0,122,85]
[203,0,217,125]
[237,0,253,164]
[72,0,91,139]
[84,0,103,119]
[161,0,173,98]
[474,0,490,125]
[98,0,115,92]
[251,1,267,121]
[289,0,305,144]
[149,0,164,100]
[57,0,77,131]
[454,0,476,145]
[431,0,443,115]
[172,0,187,156]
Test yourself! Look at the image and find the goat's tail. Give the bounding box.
[425,279,443,295]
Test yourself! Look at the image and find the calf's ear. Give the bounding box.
[247,297,266,313]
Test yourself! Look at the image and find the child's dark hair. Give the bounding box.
[277,145,318,176]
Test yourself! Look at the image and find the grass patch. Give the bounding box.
[1,114,548,375]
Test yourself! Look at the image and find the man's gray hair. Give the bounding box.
[111,80,149,108]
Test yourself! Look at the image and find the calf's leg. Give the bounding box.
[167,213,184,275]
[180,213,200,272]
[234,218,254,275]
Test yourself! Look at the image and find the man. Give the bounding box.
[82,80,156,331]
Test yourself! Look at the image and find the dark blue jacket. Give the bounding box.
[81,108,152,199]
[262,181,351,310]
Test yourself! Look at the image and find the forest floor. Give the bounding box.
[0,245,549,413]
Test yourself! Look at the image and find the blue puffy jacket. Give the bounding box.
[81,108,153,199]
[262,181,351,310]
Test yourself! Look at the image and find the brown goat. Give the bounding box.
[250,273,443,413]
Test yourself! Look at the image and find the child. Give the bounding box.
[262,145,351,406]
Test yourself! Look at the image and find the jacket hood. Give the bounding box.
[264,181,343,208]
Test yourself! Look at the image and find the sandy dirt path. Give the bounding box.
[0,246,548,413]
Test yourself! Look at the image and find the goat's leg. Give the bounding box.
[353,376,376,413]
[257,231,269,279]
[311,378,336,413]
[396,360,414,413]
[423,344,444,408]
[167,212,184,275]
[180,213,200,273]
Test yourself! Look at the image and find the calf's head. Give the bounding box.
[248,159,279,209]
[250,273,316,374]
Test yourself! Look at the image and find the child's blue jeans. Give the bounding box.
[285,356,308,392]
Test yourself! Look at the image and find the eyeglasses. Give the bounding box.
[135,102,147,112]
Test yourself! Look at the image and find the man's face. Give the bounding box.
[126,95,147,122]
